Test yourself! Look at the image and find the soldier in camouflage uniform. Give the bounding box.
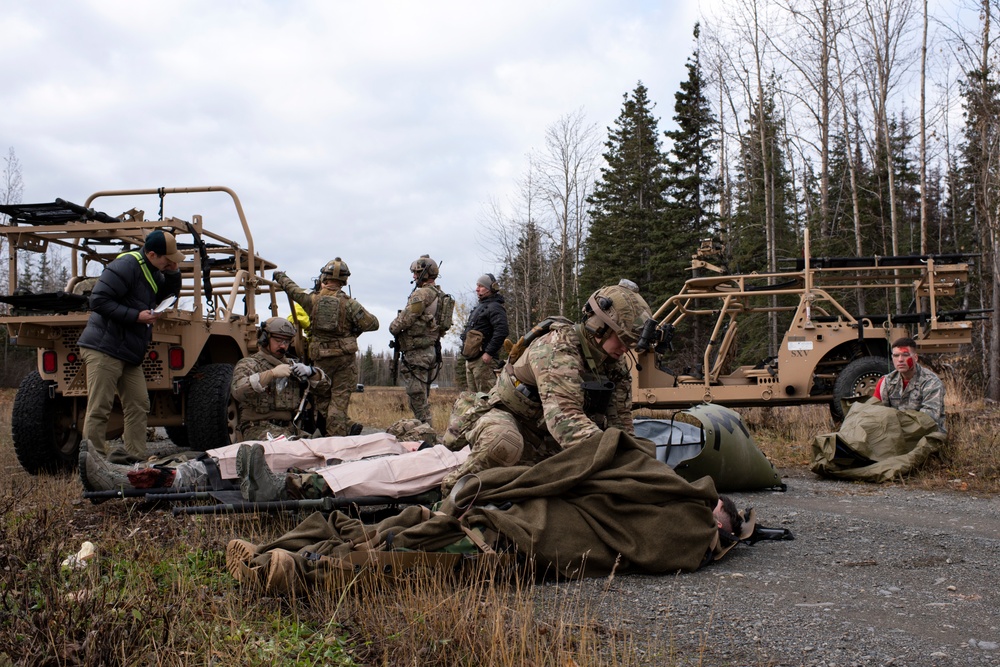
[872,336,947,433]
[274,259,379,436]
[389,255,446,425]
[231,318,332,441]
[440,282,651,493]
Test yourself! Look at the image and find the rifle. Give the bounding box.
[169,492,438,516]
[389,336,401,384]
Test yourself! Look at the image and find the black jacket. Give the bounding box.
[78,252,180,365]
[460,293,509,358]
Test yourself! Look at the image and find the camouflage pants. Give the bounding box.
[440,408,558,493]
[314,354,358,437]
[286,470,330,499]
[400,346,438,424]
[466,356,498,393]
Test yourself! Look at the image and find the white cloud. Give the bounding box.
[2,0,705,352]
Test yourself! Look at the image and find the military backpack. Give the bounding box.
[311,290,348,338]
[435,289,456,337]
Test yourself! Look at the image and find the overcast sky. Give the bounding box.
[3,0,709,353]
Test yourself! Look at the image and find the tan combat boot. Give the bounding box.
[226,539,263,586]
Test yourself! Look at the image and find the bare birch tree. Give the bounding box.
[537,110,600,316]
[0,147,23,300]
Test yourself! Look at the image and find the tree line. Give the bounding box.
[4,0,999,395]
[484,1,1000,398]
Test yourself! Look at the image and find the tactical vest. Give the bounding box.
[494,321,614,425]
[238,352,302,423]
[309,288,357,359]
[398,286,441,350]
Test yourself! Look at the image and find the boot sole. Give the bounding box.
[226,539,261,585]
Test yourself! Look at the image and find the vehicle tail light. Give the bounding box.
[42,350,57,374]
[168,347,184,370]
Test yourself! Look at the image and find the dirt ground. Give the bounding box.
[563,467,1000,667]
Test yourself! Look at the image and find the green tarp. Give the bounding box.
[811,400,946,482]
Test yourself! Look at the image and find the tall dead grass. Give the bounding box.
[0,372,995,665]
[0,388,660,666]
[348,386,459,435]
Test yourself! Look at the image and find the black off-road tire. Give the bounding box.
[165,425,190,448]
[831,356,890,422]
[12,371,77,474]
[185,363,238,451]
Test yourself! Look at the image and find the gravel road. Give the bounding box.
[552,469,1000,667]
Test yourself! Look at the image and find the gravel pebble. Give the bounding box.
[541,470,1000,667]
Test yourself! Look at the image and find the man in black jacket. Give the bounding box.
[78,230,183,463]
[459,273,508,392]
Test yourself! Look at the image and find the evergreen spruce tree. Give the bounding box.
[959,64,1000,397]
[730,83,798,362]
[731,86,796,274]
[662,24,720,294]
[582,82,670,304]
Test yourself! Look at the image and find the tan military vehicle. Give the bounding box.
[633,231,981,419]
[0,186,284,473]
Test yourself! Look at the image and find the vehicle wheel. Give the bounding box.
[12,371,78,474]
[831,356,889,422]
[165,425,190,448]
[185,363,238,451]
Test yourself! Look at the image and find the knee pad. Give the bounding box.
[483,427,523,467]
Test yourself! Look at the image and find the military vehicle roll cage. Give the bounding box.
[0,186,287,473]
[633,231,986,418]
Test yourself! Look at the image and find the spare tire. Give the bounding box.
[831,356,890,422]
[184,363,238,451]
[12,371,78,474]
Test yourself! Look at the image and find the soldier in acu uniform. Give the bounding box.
[389,255,446,425]
[231,318,331,441]
[873,336,947,433]
[441,282,651,493]
[274,259,379,436]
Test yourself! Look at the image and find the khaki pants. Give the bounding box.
[466,356,497,393]
[80,347,149,459]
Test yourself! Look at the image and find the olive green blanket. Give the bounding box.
[238,427,723,591]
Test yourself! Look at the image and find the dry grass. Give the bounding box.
[0,388,655,666]
[347,386,460,436]
[0,373,996,665]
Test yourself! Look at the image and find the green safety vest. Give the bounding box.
[118,250,159,294]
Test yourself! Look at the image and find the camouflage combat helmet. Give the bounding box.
[320,257,350,284]
[409,254,439,285]
[258,316,297,346]
[582,283,652,348]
